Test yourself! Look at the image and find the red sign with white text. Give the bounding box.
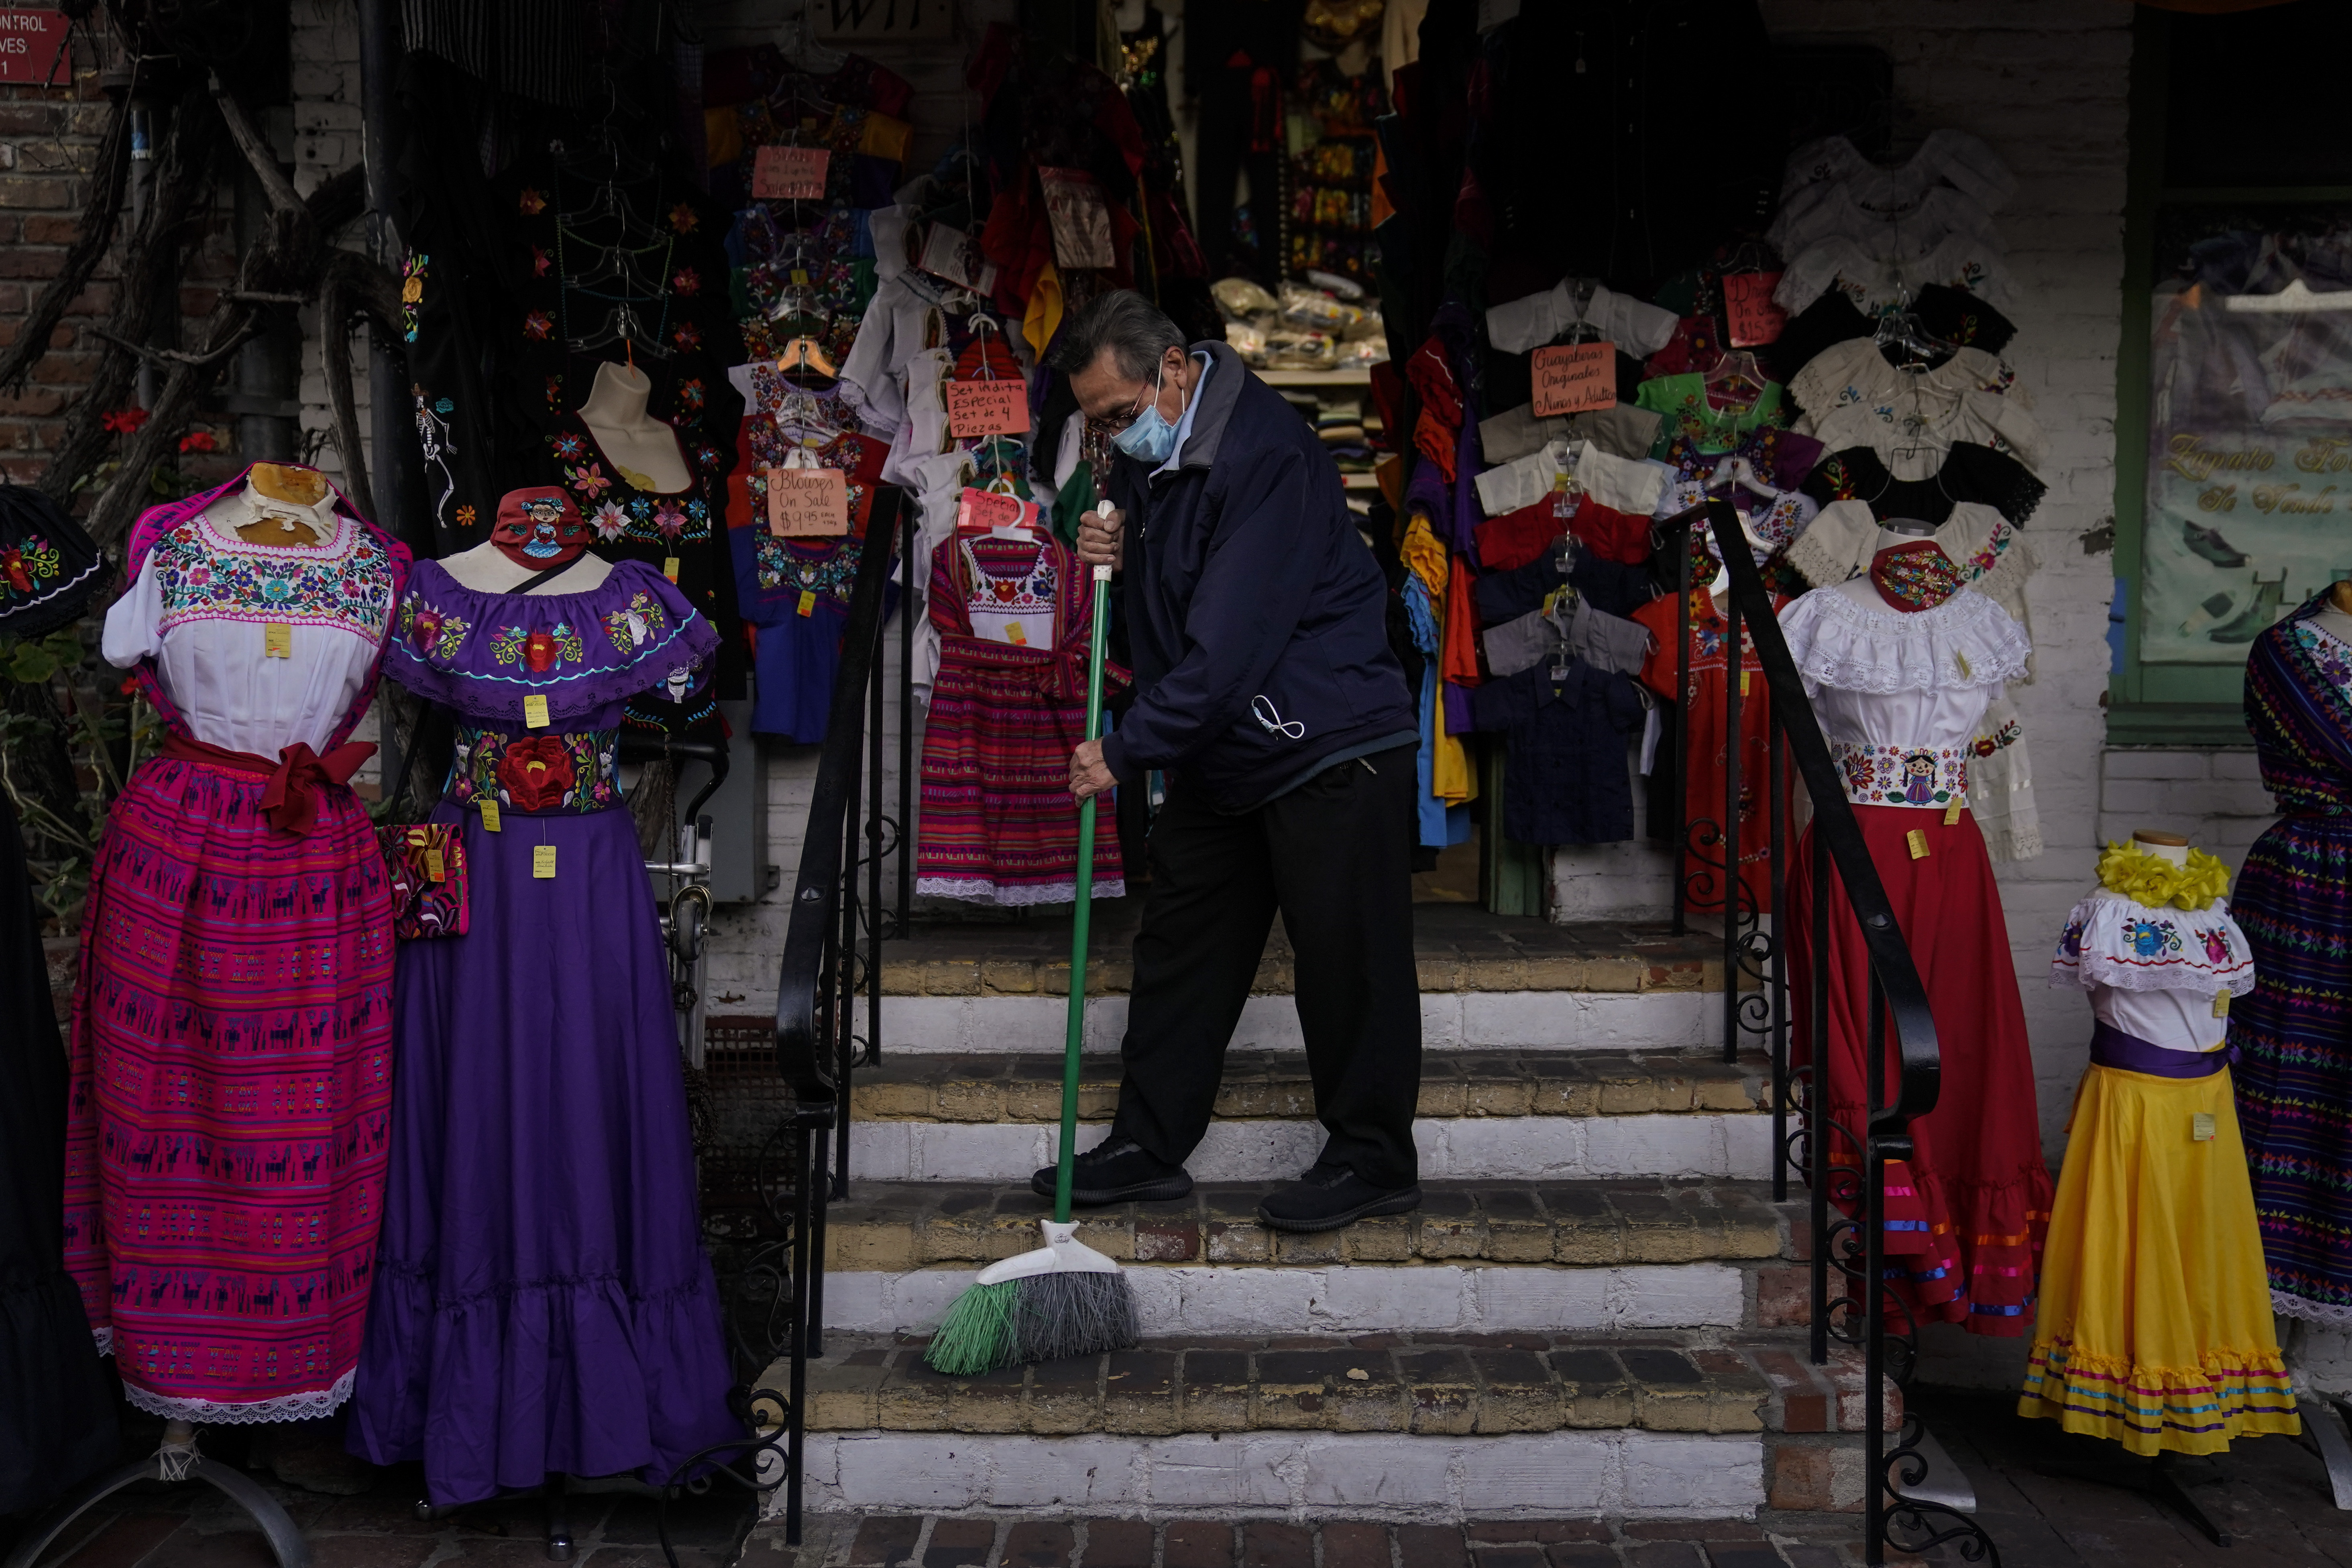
[0,10,67,86]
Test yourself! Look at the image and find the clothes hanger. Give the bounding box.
[1706,454,1780,501]
[569,301,671,359]
[1702,349,1766,413]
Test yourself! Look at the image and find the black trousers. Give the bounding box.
[1111,743,1422,1188]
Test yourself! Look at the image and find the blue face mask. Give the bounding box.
[1112,361,1179,464]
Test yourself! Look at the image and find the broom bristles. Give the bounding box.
[924,1271,1140,1375]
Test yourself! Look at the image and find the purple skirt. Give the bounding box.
[347,804,738,1504]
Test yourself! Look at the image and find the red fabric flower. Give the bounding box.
[523,311,554,340]
[178,430,216,454]
[497,736,576,811]
[672,267,701,296]
[522,629,558,671]
[518,187,546,216]
[101,407,151,434]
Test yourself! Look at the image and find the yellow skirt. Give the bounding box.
[2018,1063,2300,1455]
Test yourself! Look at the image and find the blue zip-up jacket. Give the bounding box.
[1098,340,1417,813]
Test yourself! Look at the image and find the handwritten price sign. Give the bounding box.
[767,468,849,537]
[1531,342,1615,418]
[955,487,1041,538]
[946,379,1028,438]
[1723,272,1788,347]
[753,145,831,201]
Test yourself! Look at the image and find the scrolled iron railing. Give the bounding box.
[1671,498,1999,1566]
[752,484,914,1546]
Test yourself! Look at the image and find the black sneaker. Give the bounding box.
[1257,1163,1422,1233]
[1031,1136,1194,1206]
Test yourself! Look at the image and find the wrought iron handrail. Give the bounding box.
[762,483,909,1544]
[1670,499,1995,1565]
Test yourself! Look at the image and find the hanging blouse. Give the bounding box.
[1775,130,2017,231]
[1768,185,2004,275]
[1475,438,1667,519]
[1787,500,2034,625]
[1634,373,1788,458]
[1777,584,2029,809]
[1800,443,2047,530]
[104,490,403,757]
[1776,230,2015,318]
[1797,381,2046,479]
[1486,279,1679,358]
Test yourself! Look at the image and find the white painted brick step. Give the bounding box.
[856,989,1730,1054]
[845,1112,1774,1183]
[823,1261,1747,1337]
[782,1430,1765,1519]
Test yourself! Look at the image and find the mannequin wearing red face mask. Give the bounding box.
[1835,517,1956,614]
[440,488,612,597]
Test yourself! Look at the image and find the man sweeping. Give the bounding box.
[1047,289,1424,1233]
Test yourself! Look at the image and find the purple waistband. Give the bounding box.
[2089,1020,2233,1079]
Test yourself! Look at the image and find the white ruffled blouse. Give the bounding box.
[103,499,398,756]
[1790,341,2043,478]
[2051,888,2257,1053]
[1473,438,1666,519]
[1777,585,2031,808]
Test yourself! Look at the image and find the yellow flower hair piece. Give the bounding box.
[2096,840,2230,911]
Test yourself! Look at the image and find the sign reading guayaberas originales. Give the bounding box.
[767,467,849,537]
[0,10,67,85]
[811,0,951,41]
[2139,271,2352,663]
[1531,342,1615,418]
[752,145,829,201]
[945,379,1028,438]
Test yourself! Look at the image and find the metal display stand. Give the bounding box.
[2,1423,312,1568]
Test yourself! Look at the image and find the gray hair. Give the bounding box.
[1049,288,1185,381]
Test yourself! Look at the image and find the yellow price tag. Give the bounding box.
[1955,649,1972,680]
[2192,1112,2216,1142]
[1944,798,1963,826]
[2213,988,2231,1019]
[663,556,681,582]
[523,694,550,729]
[423,846,445,882]
[1906,829,1930,860]
[533,845,557,879]
[264,622,292,659]
[797,590,817,617]
[1739,670,1750,696]
[479,799,502,833]
[1005,621,1028,646]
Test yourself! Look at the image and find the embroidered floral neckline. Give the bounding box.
[2095,839,2229,911]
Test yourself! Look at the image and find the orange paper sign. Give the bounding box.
[1531,342,1615,418]
[1723,272,1787,347]
[955,487,1042,538]
[767,467,849,536]
[945,379,1029,438]
[753,145,831,200]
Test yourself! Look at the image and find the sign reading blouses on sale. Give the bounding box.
[0,10,67,85]
[753,145,830,201]
[1723,272,1788,347]
[945,379,1028,438]
[1531,342,1615,417]
[767,468,849,537]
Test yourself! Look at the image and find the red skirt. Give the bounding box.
[1788,804,2053,1336]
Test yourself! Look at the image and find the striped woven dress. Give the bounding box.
[915,529,1126,905]
[2231,595,2352,1324]
[65,472,405,1421]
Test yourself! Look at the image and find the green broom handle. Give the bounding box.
[1055,560,1115,1225]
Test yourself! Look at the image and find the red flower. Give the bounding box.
[532,245,552,277]
[2,549,31,593]
[672,267,701,296]
[518,187,546,216]
[523,311,554,340]
[497,736,576,811]
[522,629,562,671]
[409,609,441,652]
[669,202,699,234]
[178,430,217,454]
[101,407,150,434]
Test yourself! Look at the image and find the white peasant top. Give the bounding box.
[1474,438,1667,519]
[2051,888,2258,1053]
[1790,341,2044,479]
[1777,585,2031,809]
[103,498,398,756]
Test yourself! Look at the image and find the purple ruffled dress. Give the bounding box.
[347,557,739,1504]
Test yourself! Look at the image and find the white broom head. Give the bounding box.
[973,1219,1121,1285]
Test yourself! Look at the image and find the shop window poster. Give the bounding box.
[2143,217,2352,662]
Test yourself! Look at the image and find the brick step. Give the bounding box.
[800,916,1749,1056]
[827,1179,1788,1273]
[849,1109,1772,1185]
[852,1050,1767,1123]
[768,1329,1886,1519]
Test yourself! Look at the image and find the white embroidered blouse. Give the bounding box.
[1777,585,2030,808]
[2051,888,2258,1053]
[103,499,398,756]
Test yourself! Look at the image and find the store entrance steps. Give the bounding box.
[729,910,1861,1528]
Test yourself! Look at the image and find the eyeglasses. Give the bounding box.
[1085,380,1156,437]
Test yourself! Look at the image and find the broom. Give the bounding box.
[924,538,1140,1376]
